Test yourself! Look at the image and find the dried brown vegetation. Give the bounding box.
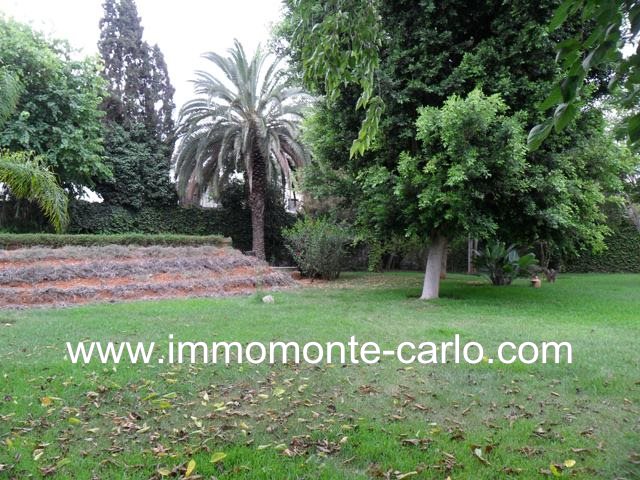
[0,245,294,307]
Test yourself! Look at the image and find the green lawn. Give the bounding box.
[0,273,638,479]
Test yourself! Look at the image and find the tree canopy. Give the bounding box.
[278,0,633,292]
[0,17,109,194]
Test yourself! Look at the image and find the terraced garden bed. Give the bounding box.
[0,244,294,308]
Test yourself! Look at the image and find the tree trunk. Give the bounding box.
[249,140,266,261]
[440,246,448,279]
[421,233,447,300]
[467,237,478,274]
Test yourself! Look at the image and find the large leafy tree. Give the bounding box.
[0,18,109,193]
[393,89,627,299]
[96,0,177,208]
[282,0,623,269]
[394,90,528,299]
[174,41,308,260]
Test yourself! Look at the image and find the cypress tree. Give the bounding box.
[96,0,177,208]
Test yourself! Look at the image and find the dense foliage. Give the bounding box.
[95,0,177,208]
[280,0,631,288]
[280,0,384,157]
[0,18,109,192]
[394,89,530,297]
[563,208,640,273]
[395,90,528,243]
[284,217,351,279]
[0,151,68,232]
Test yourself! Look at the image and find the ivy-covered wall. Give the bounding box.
[563,213,640,273]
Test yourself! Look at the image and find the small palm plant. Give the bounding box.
[174,40,310,260]
[474,241,538,286]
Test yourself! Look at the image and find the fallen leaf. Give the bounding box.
[210,451,227,463]
[185,459,196,477]
[396,472,418,479]
[33,449,44,461]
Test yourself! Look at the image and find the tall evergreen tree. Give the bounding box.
[96,0,177,208]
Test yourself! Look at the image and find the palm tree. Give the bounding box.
[174,40,309,260]
[0,151,69,232]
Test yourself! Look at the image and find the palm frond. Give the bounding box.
[174,40,311,205]
[0,151,68,232]
[0,68,22,128]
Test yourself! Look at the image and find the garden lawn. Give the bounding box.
[0,273,638,479]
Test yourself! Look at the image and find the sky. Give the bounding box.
[0,0,285,110]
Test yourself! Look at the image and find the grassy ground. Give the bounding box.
[0,272,638,479]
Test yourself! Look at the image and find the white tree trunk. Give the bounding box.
[421,234,448,300]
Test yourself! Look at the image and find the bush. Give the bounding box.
[474,241,538,285]
[284,218,351,280]
[0,233,230,249]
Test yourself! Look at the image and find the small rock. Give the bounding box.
[262,295,275,304]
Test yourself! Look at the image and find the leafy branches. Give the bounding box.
[0,68,22,127]
[290,0,383,157]
[529,0,640,149]
[0,18,109,193]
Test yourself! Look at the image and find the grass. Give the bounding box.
[0,272,638,479]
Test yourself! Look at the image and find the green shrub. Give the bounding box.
[474,241,538,285]
[0,233,230,249]
[284,218,351,280]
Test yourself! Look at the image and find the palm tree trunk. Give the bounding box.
[249,141,266,260]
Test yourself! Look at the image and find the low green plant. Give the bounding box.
[474,241,538,285]
[283,217,351,280]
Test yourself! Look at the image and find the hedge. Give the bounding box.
[0,233,231,249]
[563,213,640,273]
